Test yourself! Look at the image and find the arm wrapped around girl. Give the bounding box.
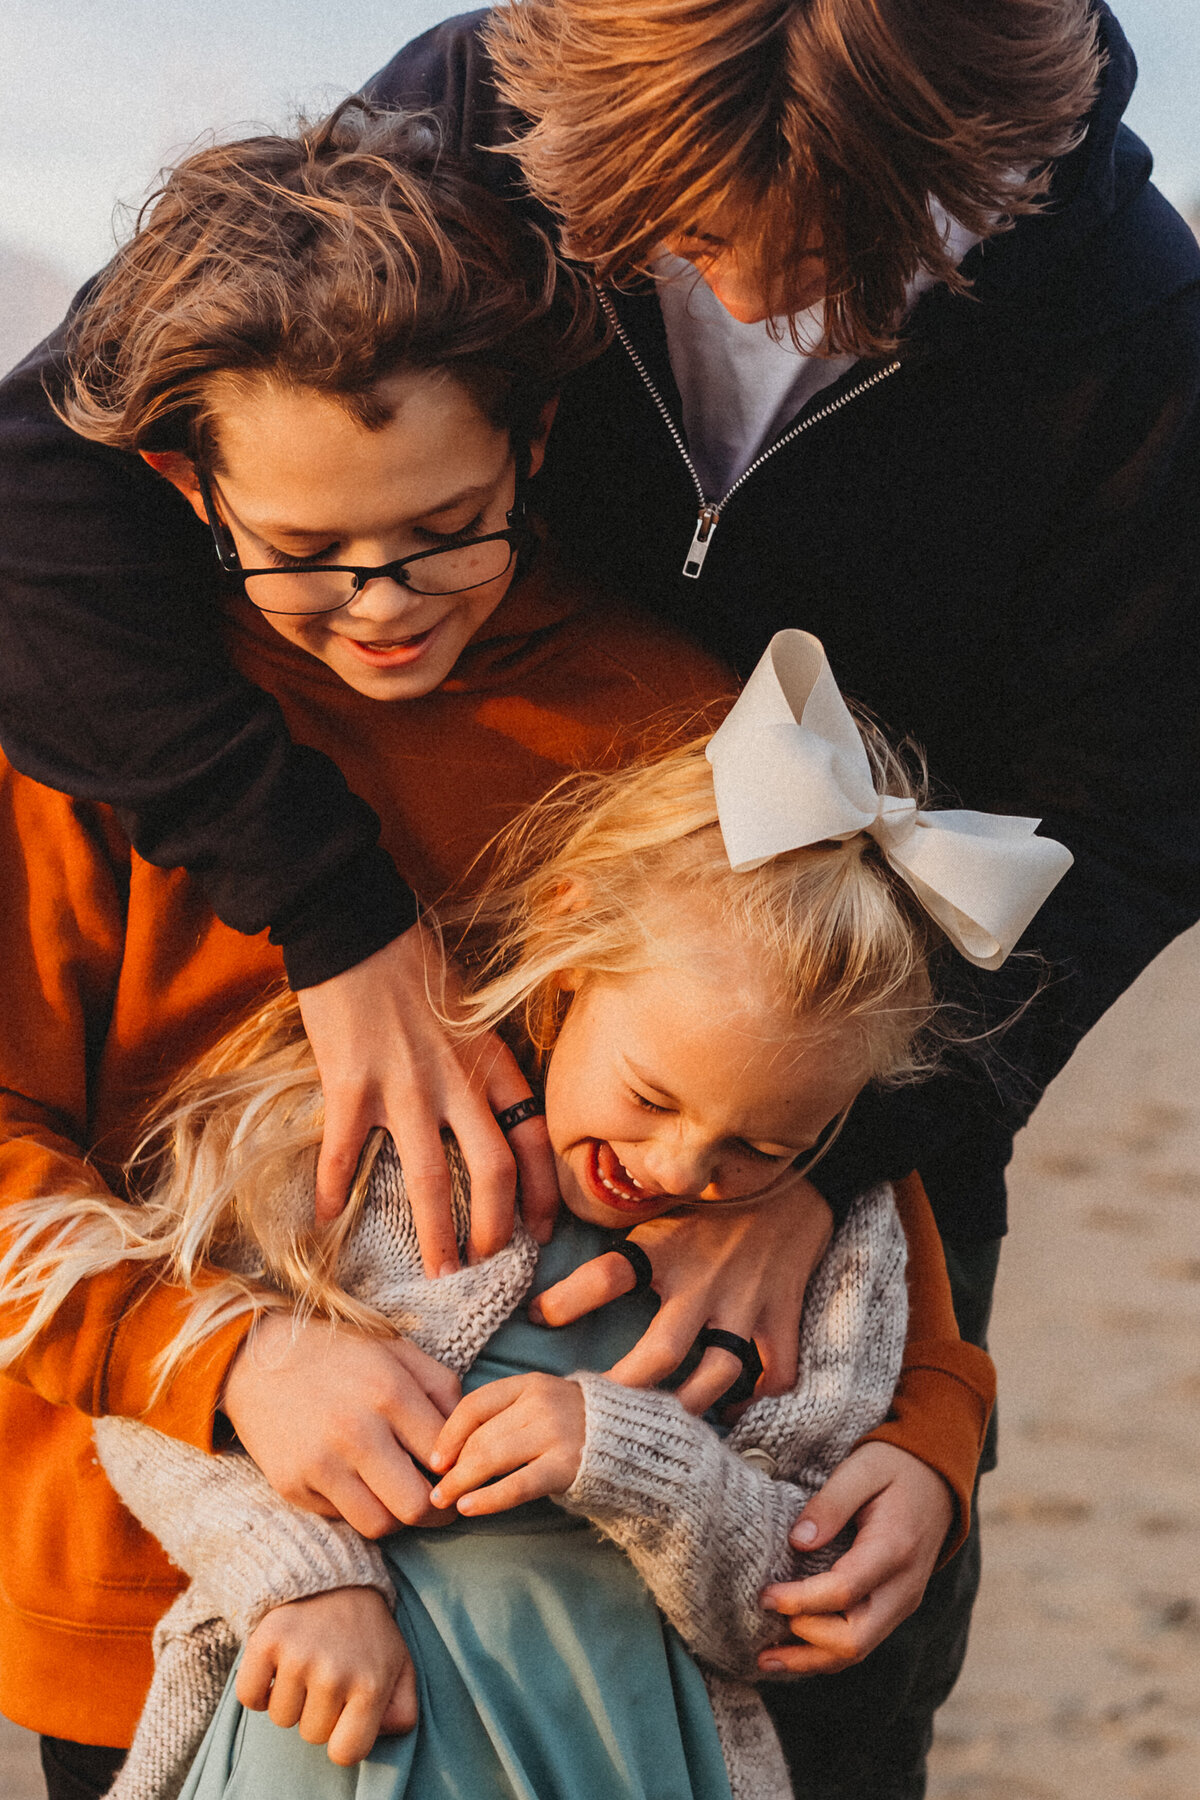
[84,629,1052,1800]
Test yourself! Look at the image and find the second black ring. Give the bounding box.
[694,1327,764,1406]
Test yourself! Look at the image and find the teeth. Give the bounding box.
[597,1148,646,1198]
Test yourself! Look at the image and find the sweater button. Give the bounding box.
[739,1446,778,1476]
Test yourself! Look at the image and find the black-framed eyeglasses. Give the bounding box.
[196,466,533,616]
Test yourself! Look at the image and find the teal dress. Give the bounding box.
[180,1215,735,1800]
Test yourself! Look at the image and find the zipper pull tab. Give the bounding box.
[682,504,720,579]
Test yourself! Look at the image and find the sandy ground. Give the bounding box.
[2,928,1198,1799]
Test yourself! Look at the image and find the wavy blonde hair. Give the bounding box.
[0,717,943,1397]
[448,725,940,1079]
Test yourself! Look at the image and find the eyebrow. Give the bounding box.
[623,1058,678,1102]
[246,481,497,546]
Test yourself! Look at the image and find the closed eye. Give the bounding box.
[263,542,340,571]
[412,509,489,548]
[628,1089,670,1115]
[737,1141,798,1164]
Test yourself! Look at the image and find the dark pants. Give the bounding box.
[761,1237,1003,1800]
[39,1737,126,1800]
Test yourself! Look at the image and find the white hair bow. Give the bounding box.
[706,631,1073,970]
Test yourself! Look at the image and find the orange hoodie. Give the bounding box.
[0,565,992,1744]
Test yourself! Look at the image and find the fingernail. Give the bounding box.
[429,1487,444,1506]
[532,1222,553,1246]
[760,1657,786,1672]
[761,1589,781,1611]
[527,1300,545,1324]
[438,1260,458,1280]
[791,1519,818,1546]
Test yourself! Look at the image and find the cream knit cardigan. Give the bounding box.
[96,1142,908,1800]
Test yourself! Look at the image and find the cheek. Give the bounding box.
[264,614,324,657]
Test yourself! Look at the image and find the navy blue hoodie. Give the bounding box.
[0,4,1196,1238]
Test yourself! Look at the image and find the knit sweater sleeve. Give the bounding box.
[93,1415,393,1638]
[89,1137,534,1641]
[560,1186,909,1681]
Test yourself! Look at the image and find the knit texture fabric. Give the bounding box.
[104,1589,237,1800]
[97,1141,906,1800]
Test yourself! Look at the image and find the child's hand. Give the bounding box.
[297,920,559,1263]
[236,1587,417,1764]
[757,1442,954,1675]
[530,1172,834,1412]
[426,1373,586,1515]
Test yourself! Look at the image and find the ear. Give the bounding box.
[526,395,559,480]
[139,450,208,525]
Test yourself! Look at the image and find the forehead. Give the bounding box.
[208,367,512,533]
[587,955,866,1139]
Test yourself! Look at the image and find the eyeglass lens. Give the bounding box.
[242,537,516,614]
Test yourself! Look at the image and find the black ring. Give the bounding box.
[695,1328,764,1406]
[607,1239,654,1294]
[493,1098,545,1135]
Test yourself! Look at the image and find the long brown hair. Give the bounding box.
[486,0,1103,356]
[58,99,603,467]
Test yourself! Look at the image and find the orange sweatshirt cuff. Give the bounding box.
[17,1263,253,1450]
[101,1276,254,1447]
[859,1339,996,1564]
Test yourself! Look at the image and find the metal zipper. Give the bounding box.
[598,288,902,579]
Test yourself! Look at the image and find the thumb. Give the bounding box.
[790,1455,882,1552]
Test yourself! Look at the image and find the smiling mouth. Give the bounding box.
[340,622,442,661]
[585,1140,666,1212]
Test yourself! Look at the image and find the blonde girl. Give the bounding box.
[20,633,1066,1800]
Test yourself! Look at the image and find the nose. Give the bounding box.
[341,575,421,622]
[639,1133,722,1201]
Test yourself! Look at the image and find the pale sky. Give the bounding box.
[1,1,1197,370]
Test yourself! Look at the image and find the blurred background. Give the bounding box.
[1,0,1199,372]
[0,5,1197,1797]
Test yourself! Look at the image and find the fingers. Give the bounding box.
[325,1691,397,1766]
[388,1335,462,1421]
[440,1459,564,1517]
[672,1346,749,1414]
[758,1613,876,1677]
[371,1341,463,1468]
[377,1658,419,1739]
[480,1038,559,1248]
[606,1303,763,1415]
[428,1377,524,1472]
[751,1306,801,1398]
[298,927,528,1272]
[759,1565,916,1673]
[507,1116,560,1247]
[530,1250,641,1327]
[236,1631,281,1712]
[426,1375,583,1512]
[306,1468,403,1540]
[605,1305,704,1392]
[389,1124,461,1277]
[764,1542,886,1625]
[314,1093,378,1225]
[445,1101,518,1266]
[787,1453,885,1552]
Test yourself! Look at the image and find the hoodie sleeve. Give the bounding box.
[0,324,417,991]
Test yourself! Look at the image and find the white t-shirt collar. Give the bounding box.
[652,206,983,498]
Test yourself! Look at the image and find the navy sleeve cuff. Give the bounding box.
[272,845,421,990]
